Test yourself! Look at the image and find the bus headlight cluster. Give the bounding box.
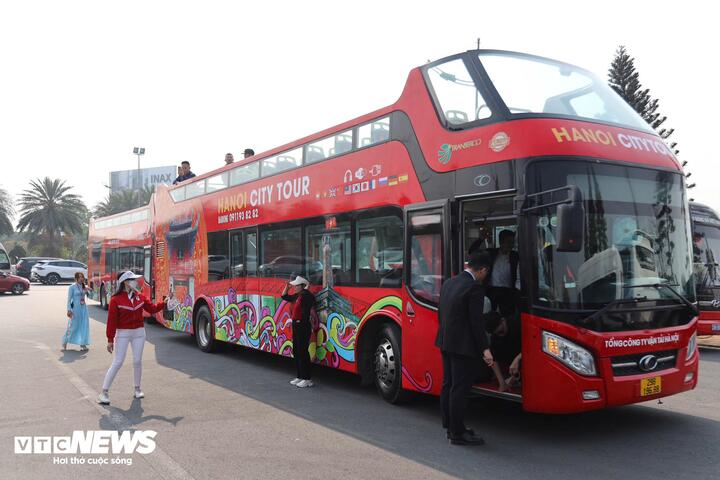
[686,332,697,361]
[542,331,597,376]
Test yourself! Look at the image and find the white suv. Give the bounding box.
[32,259,88,285]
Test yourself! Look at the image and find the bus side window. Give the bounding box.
[104,249,114,274]
[305,220,351,286]
[259,227,302,278]
[408,209,444,305]
[245,231,258,277]
[207,231,229,281]
[356,214,403,287]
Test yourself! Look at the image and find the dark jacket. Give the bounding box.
[281,289,315,323]
[435,271,491,357]
[486,248,520,289]
[173,171,196,185]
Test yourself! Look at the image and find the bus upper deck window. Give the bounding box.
[357,117,390,149]
[427,58,491,128]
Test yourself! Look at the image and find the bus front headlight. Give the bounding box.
[542,331,597,376]
[686,332,697,361]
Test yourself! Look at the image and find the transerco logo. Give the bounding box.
[489,132,510,152]
[438,144,452,164]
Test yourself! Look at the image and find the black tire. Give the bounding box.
[11,283,24,295]
[100,285,108,310]
[195,305,217,353]
[47,273,60,285]
[374,324,409,404]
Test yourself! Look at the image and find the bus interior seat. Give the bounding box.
[306,146,325,162]
[445,110,468,124]
[542,97,572,116]
[361,137,372,147]
[334,135,352,154]
[274,155,298,171]
[370,123,390,143]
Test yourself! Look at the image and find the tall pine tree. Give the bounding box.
[608,46,678,156]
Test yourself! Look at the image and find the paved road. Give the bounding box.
[1,285,719,480]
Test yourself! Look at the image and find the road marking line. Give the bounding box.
[32,342,196,480]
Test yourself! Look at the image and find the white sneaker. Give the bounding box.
[97,392,110,404]
[134,390,145,399]
[296,379,314,388]
[290,378,302,386]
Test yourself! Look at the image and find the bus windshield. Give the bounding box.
[527,160,694,316]
[479,52,653,133]
[692,222,720,302]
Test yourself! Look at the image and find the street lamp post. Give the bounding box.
[132,147,146,190]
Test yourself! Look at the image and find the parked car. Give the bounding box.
[0,271,30,294]
[31,259,88,285]
[15,257,60,280]
[258,255,322,279]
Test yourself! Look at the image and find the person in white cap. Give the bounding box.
[97,271,169,405]
[281,276,316,388]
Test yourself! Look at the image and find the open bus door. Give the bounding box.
[400,200,451,398]
[144,246,152,300]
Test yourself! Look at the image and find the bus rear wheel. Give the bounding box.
[195,305,217,353]
[374,324,409,404]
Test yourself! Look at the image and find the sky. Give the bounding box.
[0,0,718,217]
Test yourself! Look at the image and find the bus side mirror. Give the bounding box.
[556,188,584,252]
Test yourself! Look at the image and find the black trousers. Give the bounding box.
[487,286,519,317]
[440,351,479,436]
[292,320,312,380]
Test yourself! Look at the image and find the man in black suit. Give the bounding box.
[435,252,495,446]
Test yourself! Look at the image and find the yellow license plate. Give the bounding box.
[640,376,662,397]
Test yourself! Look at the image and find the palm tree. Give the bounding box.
[16,178,87,257]
[0,186,14,236]
[93,186,153,217]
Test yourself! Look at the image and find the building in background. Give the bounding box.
[110,166,176,193]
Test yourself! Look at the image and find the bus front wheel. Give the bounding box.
[195,305,217,353]
[374,324,409,404]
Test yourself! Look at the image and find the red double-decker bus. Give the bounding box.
[88,205,154,311]
[690,202,720,335]
[92,50,699,413]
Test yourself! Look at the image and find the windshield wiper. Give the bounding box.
[623,283,699,316]
[581,297,649,327]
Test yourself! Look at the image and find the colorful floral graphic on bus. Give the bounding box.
[401,366,433,393]
[164,212,200,331]
[206,285,402,370]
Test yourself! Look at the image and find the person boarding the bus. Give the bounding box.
[62,272,93,352]
[484,314,522,391]
[281,276,316,388]
[486,229,520,317]
[98,271,169,404]
[435,252,495,446]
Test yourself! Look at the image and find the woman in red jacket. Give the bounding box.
[97,271,168,405]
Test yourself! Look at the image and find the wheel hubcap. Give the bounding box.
[12,285,22,294]
[374,338,396,390]
[198,317,209,346]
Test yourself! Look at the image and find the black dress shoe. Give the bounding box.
[449,431,485,446]
[446,428,475,439]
